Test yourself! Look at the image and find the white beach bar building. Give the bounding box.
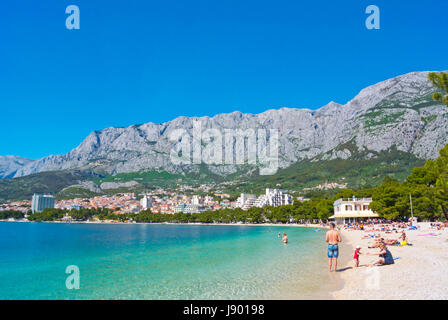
[329,197,378,224]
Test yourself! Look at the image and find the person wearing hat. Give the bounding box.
[353,245,362,267]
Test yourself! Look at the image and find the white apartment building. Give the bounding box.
[330,197,378,224]
[254,188,293,208]
[236,193,257,209]
[184,204,207,214]
[173,204,186,213]
[173,203,207,214]
[237,189,293,210]
[192,195,202,205]
[242,197,258,210]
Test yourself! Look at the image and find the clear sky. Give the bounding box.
[1,0,447,159]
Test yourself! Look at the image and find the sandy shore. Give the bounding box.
[332,226,448,300]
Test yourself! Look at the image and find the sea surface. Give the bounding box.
[0,222,338,299]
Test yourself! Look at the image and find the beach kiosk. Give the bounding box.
[329,197,378,224]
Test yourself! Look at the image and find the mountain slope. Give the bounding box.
[0,156,34,179]
[233,145,426,195]
[0,170,102,202]
[8,71,448,179]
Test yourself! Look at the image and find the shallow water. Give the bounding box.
[0,222,337,299]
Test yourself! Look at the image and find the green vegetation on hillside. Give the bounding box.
[231,146,424,195]
[428,72,448,107]
[318,144,448,221]
[92,164,225,189]
[57,187,102,200]
[422,114,437,125]
[368,144,448,220]
[362,110,405,128]
[0,170,102,202]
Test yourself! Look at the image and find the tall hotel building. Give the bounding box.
[140,195,152,209]
[31,194,55,213]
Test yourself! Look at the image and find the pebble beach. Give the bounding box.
[332,224,448,300]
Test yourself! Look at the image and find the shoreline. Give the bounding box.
[0,219,326,229]
[328,231,355,299]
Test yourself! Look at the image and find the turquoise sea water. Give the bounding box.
[0,222,335,299]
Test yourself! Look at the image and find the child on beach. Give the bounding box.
[354,245,362,267]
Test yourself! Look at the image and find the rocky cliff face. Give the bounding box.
[0,156,34,179]
[10,71,448,178]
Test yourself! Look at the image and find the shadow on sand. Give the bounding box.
[336,267,353,272]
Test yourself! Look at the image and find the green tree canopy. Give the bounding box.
[428,72,448,107]
[371,145,448,221]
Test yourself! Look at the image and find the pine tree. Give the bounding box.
[428,72,448,107]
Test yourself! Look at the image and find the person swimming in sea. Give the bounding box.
[282,232,288,244]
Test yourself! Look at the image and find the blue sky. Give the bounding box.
[1,0,447,159]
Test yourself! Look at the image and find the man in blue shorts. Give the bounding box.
[326,222,342,272]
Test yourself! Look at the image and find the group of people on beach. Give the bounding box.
[276,219,420,271]
[430,222,448,230]
[325,222,398,272]
[361,230,408,246]
[343,219,416,233]
[352,243,395,268]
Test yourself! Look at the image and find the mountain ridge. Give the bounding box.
[0,156,34,179]
[3,71,448,180]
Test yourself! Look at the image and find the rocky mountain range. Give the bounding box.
[0,156,34,179]
[3,71,448,180]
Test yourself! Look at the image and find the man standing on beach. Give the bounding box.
[326,222,342,272]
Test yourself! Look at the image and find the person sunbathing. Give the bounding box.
[399,231,408,242]
[383,238,400,245]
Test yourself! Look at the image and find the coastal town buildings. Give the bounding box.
[0,200,30,213]
[203,195,214,205]
[303,182,347,191]
[3,187,293,216]
[56,193,140,213]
